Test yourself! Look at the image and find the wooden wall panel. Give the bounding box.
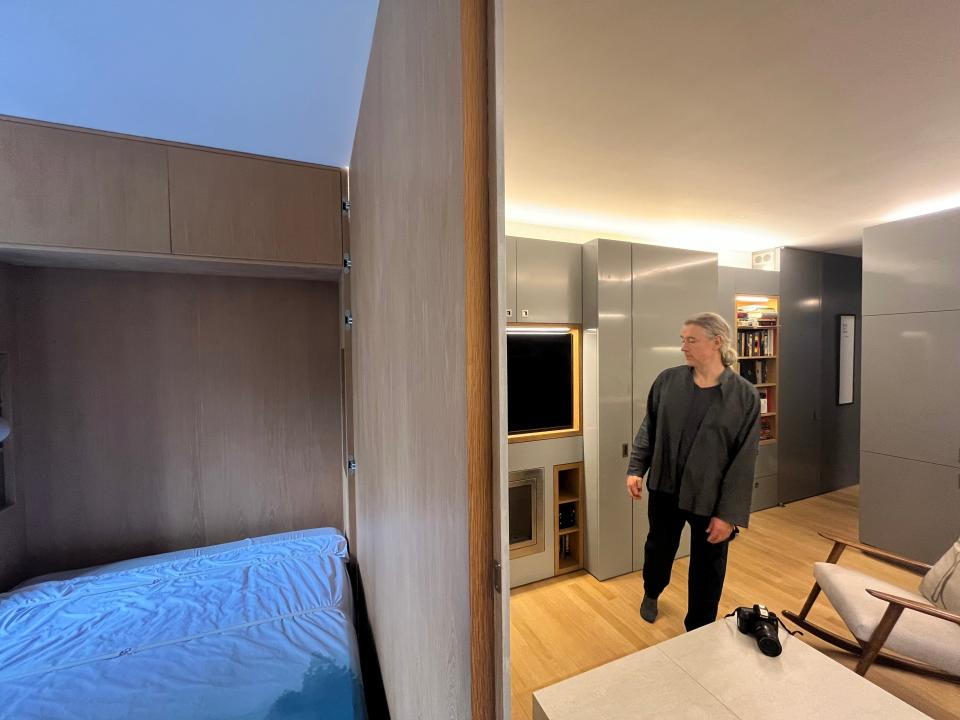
[0,262,25,590]
[195,278,343,545]
[16,268,342,575]
[168,147,342,265]
[349,1,474,718]
[0,120,170,253]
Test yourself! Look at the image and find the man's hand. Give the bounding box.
[626,474,643,500]
[706,517,734,544]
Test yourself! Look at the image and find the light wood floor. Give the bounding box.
[509,486,960,720]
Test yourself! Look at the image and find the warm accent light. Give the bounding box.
[736,295,770,303]
[883,193,960,223]
[507,326,572,335]
[505,202,786,253]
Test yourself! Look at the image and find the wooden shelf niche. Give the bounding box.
[554,461,584,575]
[735,295,780,443]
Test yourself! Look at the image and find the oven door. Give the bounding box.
[509,468,545,559]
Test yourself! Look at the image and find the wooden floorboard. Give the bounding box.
[509,486,960,719]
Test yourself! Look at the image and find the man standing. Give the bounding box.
[626,312,760,631]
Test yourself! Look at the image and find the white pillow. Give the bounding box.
[920,539,960,614]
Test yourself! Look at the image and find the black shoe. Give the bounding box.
[640,595,659,623]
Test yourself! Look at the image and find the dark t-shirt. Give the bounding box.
[676,384,721,486]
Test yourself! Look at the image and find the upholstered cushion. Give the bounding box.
[814,562,960,675]
[920,540,960,613]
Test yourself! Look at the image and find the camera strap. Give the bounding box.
[724,609,804,638]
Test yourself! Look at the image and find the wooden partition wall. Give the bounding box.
[13,268,344,575]
[0,263,25,588]
[349,0,502,718]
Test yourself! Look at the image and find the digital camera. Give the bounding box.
[735,604,782,657]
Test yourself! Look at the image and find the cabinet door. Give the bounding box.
[516,238,582,324]
[0,120,170,253]
[860,451,960,564]
[863,210,960,315]
[506,235,518,320]
[861,311,960,468]
[750,474,778,512]
[168,148,342,264]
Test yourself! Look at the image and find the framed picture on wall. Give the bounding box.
[838,314,855,405]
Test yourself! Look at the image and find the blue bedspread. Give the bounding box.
[0,529,365,720]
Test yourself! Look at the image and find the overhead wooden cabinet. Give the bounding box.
[0,120,170,253]
[168,148,342,265]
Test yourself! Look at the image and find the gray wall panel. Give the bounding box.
[863,207,960,315]
[631,245,718,569]
[779,248,823,504]
[860,451,960,564]
[820,254,862,491]
[733,267,780,297]
[861,311,960,469]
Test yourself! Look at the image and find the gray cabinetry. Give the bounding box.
[515,237,582,324]
[506,235,518,320]
[861,311,960,468]
[779,249,824,504]
[863,208,960,315]
[860,451,960,564]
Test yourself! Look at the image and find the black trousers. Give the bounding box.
[642,490,730,632]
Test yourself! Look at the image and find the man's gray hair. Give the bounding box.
[685,312,737,367]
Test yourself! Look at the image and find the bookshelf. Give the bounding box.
[554,461,584,575]
[735,295,779,444]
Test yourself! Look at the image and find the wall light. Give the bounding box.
[506,326,572,335]
[736,295,770,303]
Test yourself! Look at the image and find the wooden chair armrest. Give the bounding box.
[818,532,932,573]
[866,588,960,626]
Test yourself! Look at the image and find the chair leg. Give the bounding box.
[855,603,905,676]
[798,583,822,620]
[798,542,846,620]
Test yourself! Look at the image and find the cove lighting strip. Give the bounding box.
[506,326,572,335]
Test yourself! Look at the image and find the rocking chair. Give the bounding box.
[783,532,960,683]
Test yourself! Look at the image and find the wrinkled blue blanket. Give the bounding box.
[0,529,365,720]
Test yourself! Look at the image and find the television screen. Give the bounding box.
[507,332,574,435]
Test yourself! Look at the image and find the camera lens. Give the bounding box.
[756,623,782,657]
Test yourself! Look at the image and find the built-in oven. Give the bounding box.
[509,468,545,559]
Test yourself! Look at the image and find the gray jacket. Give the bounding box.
[628,365,760,527]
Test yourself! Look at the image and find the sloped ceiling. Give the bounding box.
[0,1,379,167]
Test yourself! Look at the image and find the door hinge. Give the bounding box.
[342,199,351,216]
[493,559,502,594]
[347,456,357,475]
[344,311,353,329]
[343,253,352,274]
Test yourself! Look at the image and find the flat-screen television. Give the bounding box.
[507,331,575,435]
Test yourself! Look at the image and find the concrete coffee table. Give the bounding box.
[533,616,929,719]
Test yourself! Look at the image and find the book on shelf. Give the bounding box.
[760,416,773,441]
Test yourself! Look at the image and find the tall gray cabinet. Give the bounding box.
[860,209,960,563]
[583,240,719,580]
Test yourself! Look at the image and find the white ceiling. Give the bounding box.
[0,1,379,168]
[504,0,960,259]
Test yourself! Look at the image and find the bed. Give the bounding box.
[0,528,365,720]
